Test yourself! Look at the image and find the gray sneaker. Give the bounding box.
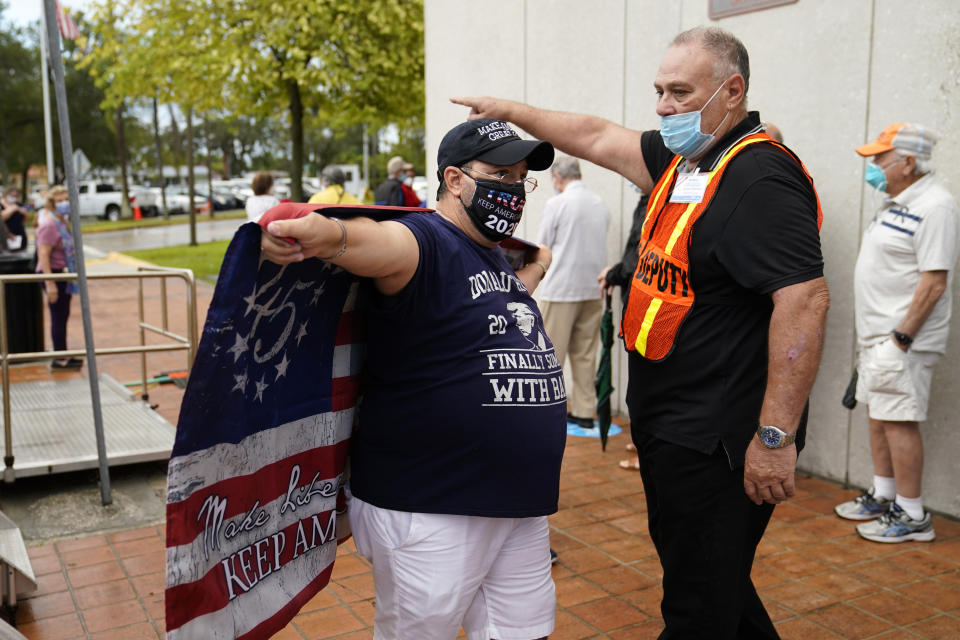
[835,488,892,521]
[856,503,936,543]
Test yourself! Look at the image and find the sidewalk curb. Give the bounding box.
[105,251,155,267]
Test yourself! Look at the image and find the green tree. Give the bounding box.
[0,13,44,188]
[80,0,425,213]
[222,0,424,201]
[0,8,120,190]
[85,0,231,239]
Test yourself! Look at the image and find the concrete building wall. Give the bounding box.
[424,0,960,517]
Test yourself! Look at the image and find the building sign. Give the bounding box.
[709,0,798,20]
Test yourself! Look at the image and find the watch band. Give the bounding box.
[892,329,913,349]
[756,425,796,449]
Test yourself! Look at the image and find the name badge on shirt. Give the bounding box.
[669,171,710,203]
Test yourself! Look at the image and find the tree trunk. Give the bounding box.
[153,97,168,217]
[287,79,303,202]
[117,102,131,218]
[186,106,196,246]
[204,114,214,217]
[167,104,182,184]
[221,136,234,177]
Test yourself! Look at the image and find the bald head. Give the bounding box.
[764,123,783,143]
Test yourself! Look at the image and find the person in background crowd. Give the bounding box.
[308,166,361,205]
[765,122,783,144]
[245,172,280,223]
[597,188,649,470]
[1,187,29,251]
[400,161,423,206]
[35,186,81,370]
[537,155,609,430]
[373,156,407,206]
[835,123,958,543]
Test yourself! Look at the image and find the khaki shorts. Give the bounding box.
[856,338,940,422]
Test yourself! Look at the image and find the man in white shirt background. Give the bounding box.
[836,122,959,543]
[537,156,610,429]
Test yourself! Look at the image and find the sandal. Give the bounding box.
[625,442,636,453]
[619,456,640,471]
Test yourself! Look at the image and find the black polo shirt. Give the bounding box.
[627,112,823,467]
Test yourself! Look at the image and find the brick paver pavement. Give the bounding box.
[7,256,960,639]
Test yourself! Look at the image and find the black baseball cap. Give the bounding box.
[437,118,554,178]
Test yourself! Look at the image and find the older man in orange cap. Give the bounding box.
[835,123,959,543]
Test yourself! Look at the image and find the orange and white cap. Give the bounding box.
[856,123,937,160]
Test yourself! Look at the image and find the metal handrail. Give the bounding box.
[0,267,198,481]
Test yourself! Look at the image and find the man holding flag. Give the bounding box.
[262,119,564,640]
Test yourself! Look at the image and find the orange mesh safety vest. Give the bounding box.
[622,133,823,360]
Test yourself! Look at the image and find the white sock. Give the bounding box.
[896,494,925,521]
[873,476,896,501]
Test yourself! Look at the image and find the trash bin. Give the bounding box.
[0,254,44,355]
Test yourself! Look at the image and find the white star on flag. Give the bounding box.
[228,333,249,362]
[274,354,290,381]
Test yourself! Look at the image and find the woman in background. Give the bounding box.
[244,172,280,223]
[35,186,81,370]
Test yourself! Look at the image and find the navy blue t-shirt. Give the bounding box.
[350,212,567,517]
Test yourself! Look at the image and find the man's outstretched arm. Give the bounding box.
[451,96,654,194]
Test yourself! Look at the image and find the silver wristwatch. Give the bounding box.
[756,425,796,449]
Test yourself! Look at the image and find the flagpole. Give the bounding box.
[40,5,56,186]
[41,0,113,506]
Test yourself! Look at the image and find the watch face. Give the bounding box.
[759,427,782,447]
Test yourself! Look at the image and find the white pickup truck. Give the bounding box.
[76,182,160,221]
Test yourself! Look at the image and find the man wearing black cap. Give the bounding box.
[262,119,563,639]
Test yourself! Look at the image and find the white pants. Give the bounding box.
[349,495,555,640]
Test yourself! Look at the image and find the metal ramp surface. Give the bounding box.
[0,510,36,613]
[0,375,174,478]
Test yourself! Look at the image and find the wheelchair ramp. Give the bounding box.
[0,510,36,610]
[0,374,175,478]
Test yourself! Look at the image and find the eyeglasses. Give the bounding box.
[460,167,538,193]
[874,156,904,170]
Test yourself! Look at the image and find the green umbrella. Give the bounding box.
[595,293,615,450]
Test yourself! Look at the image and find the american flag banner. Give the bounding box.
[165,204,424,639]
[55,1,81,40]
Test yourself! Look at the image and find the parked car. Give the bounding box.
[211,180,249,205]
[210,189,243,211]
[151,186,207,215]
[75,181,160,220]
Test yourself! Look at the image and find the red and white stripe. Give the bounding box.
[55,1,81,40]
[165,282,362,639]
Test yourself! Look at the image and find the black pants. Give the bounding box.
[635,432,779,640]
[43,281,72,352]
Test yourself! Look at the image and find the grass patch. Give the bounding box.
[82,209,246,233]
[124,239,232,282]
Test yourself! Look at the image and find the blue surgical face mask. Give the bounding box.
[864,157,903,192]
[659,81,730,158]
[864,162,887,192]
[55,201,70,215]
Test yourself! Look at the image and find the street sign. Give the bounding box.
[73,148,91,179]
